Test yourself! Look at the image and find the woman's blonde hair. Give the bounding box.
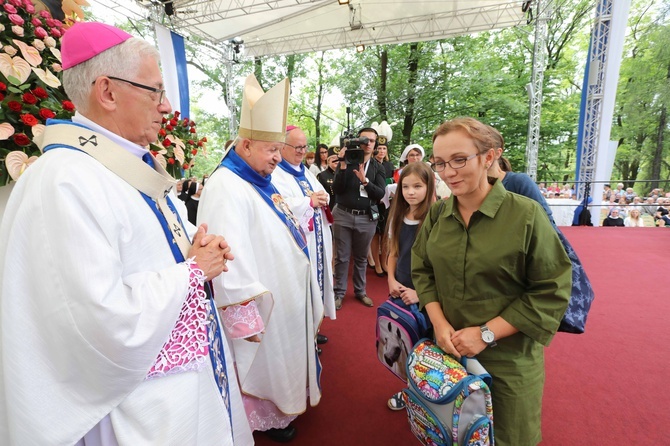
[432,117,500,154]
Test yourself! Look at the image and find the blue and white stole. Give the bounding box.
[277,160,326,302]
[37,120,233,431]
[220,149,309,258]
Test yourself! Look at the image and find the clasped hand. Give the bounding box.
[435,325,486,359]
[310,190,329,208]
[187,223,235,280]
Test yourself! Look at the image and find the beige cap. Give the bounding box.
[238,74,289,143]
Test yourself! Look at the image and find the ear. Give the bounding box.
[92,77,118,112]
[239,138,253,158]
[483,148,495,169]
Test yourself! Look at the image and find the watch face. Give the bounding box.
[482,330,495,343]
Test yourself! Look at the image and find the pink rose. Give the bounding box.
[3,4,17,13]
[45,18,56,28]
[9,0,21,6]
[24,3,35,13]
[50,28,61,38]
[34,26,47,39]
[8,14,24,26]
[39,10,51,18]
[53,19,63,27]
[51,63,62,72]
[11,25,24,37]
[31,18,41,27]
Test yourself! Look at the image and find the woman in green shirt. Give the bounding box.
[412,117,571,446]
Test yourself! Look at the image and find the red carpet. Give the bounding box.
[255,227,669,445]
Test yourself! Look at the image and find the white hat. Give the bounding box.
[238,74,289,143]
[399,144,425,163]
[371,121,393,145]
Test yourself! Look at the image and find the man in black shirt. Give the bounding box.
[332,128,387,309]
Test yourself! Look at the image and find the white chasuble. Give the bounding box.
[0,145,250,445]
[198,166,322,416]
[272,164,336,320]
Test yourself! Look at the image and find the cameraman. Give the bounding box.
[332,128,387,309]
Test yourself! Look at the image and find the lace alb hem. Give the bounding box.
[146,260,209,380]
[220,300,265,339]
[243,395,297,431]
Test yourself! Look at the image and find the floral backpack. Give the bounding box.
[402,339,494,446]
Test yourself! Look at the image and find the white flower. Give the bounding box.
[31,66,61,88]
[44,36,56,48]
[11,25,24,37]
[3,46,17,56]
[32,39,45,52]
[0,24,5,33]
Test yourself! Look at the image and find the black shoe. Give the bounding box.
[264,425,297,443]
[375,270,387,277]
[316,334,328,344]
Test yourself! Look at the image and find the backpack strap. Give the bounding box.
[431,199,447,225]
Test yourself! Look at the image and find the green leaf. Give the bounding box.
[7,86,22,94]
[6,75,22,86]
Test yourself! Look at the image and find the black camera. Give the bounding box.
[338,134,369,165]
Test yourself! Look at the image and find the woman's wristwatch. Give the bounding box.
[480,325,497,347]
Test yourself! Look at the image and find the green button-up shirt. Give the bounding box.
[412,179,571,356]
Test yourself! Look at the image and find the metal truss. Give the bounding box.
[124,1,523,57]
[242,3,524,57]
[576,0,612,201]
[525,0,551,182]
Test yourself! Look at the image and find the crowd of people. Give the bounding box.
[0,21,586,446]
[600,183,670,227]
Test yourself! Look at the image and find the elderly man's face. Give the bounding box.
[241,138,283,177]
[282,128,308,166]
[113,57,171,146]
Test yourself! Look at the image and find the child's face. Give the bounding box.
[401,172,428,207]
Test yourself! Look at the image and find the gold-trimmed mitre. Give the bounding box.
[238,74,289,143]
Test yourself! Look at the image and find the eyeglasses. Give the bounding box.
[97,76,166,104]
[430,153,481,172]
[284,143,308,152]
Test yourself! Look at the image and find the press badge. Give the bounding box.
[359,185,368,197]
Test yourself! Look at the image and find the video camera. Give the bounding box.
[339,133,369,165]
[337,106,368,165]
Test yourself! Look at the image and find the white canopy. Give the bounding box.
[138,0,525,57]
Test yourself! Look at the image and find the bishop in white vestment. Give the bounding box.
[197,76,321,439]
[0,22,251,446]
[272,126,336,320]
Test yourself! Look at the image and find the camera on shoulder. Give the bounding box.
[338,133,368,165]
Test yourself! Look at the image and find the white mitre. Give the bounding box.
[238,74,290,143]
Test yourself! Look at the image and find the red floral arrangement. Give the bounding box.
[149,110,207,179]
[0,0,75,184]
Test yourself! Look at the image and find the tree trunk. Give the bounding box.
[254,57,263,89]
[286,54,296,89]
[402,43,420,146]
[315,52,325,145]
[650,62,670,191]
[378,48,388,121]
